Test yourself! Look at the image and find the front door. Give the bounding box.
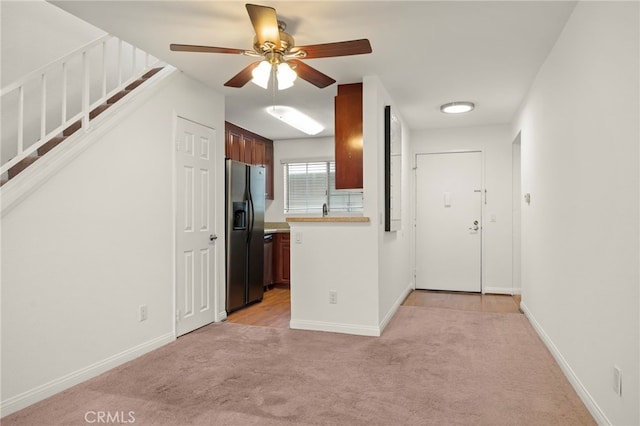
[415,152,482,292]
[175,117,217,336]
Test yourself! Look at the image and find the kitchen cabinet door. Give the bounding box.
[226,127,242,161]
[241,134,254,164]
[253,139,265,166]
[334,83,363,189]
[264,141,274,200]
[273,233,290,285]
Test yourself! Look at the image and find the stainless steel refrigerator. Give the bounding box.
[225,159,265,313]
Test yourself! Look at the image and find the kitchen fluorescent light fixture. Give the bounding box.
[440,101,475,114]
[266,105,324,135]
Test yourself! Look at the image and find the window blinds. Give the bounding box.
[284,161,363,213]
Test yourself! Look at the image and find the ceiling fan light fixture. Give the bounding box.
[266,105,323,135]
[276,62,297,90]
[251,60,272,89]
[440,101,475,114]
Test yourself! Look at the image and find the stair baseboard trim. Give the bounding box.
[1,66,177,217]
[520,302,610,426]
[378,281,413,333]
[0,332,175,418]
[289,319,381,337]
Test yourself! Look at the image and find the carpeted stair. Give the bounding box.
[1,67,164,187]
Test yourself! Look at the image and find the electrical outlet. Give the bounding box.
[613,366,622,396]
[329,290,338,304]
[139,305,148,322]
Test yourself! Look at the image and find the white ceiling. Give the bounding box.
[50,1,576,141]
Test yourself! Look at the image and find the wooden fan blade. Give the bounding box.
[292,39,372,59]
[246,4,281,49]
[289,60,336,88]
[170,44,245,54]
[224,61,262,88]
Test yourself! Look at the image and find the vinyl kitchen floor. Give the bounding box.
[226,286,522,329]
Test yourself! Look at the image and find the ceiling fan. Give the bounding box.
[170,3,372,90]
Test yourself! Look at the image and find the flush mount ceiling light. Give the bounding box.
[440,101,475,114]
[266,105,324,135]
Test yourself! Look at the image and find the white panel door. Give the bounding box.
[415,152,482,292]
[175,117,217,336]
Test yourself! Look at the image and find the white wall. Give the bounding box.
[362,76,414,326]
[289,77,413,336]
[1,0,105,162]
[1,71,226,415]
[1,1,144,166]
[513,2,639,424]
[289,221,380,335]
[1,0,105,86]
[412,125,515,294]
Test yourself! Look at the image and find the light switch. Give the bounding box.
[295,232,302,244]
[444,192,451,208]
[490,214,497,222]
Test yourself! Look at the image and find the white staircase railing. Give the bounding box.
[1,34,163,176]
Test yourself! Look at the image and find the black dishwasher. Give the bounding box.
[263,234,273,289]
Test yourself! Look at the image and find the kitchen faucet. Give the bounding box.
[322,203,328,217]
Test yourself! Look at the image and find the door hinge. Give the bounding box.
[176,309,180,322]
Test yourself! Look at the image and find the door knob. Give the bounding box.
[209,234,218,242]
[468,220,479,231]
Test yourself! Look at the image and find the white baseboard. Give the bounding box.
[1,333,175,418]
[483,286,521,295]
[289,319,380,337]
[520,302,610,425]
[379,282,414,333]
[289,282,415,338]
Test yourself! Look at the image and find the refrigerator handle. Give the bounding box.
[248,189,255,237]
[247,169,255,244]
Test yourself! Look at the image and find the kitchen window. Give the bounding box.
[283,161,363,214]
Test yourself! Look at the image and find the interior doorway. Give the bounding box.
[415,151,483,292]
[512,133,522,292]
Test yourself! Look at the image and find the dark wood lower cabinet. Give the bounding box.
[273,233,290,285]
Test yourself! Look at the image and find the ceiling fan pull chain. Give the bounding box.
[271,65,277,108]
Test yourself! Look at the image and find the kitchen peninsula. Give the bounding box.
[285,216,380,336]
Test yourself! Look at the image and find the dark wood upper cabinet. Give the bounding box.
[226,127,242,162]
[242,134,254,164]
[264,140,274,200]
[253,139,266,168]
[225,121,274,200]
[334,83,363,189]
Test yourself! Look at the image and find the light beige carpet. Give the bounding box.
[3,306,594,425]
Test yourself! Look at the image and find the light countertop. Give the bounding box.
[264,228,290,234]
[286,217,370,223]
